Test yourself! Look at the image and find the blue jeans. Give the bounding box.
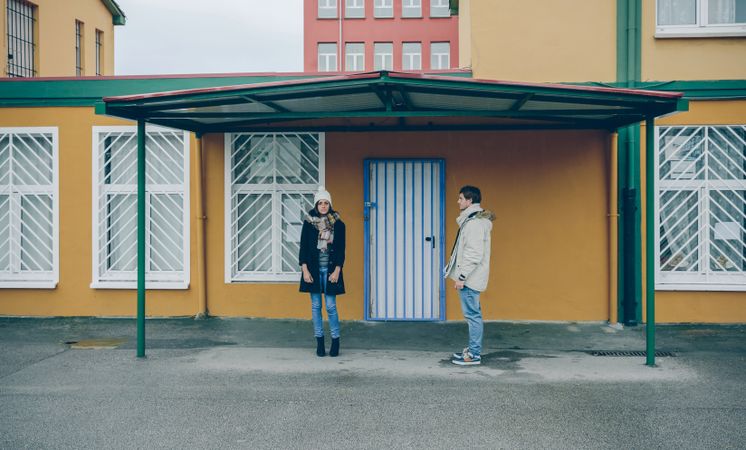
[458,286,483,357]
[310,267,340,339]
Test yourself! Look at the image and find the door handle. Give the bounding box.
[425,236,435,248]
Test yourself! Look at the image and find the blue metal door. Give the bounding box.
[364,159,445,321]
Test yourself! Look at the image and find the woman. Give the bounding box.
[299,186,346,357]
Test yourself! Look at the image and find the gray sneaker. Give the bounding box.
[452,351,481,366]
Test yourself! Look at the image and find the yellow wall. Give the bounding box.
[465,0,616,82]
[639,99,746,323]
[202,130,612,321]
[641,1,746,81]
[0,107,200,316]
[1,0,117,77]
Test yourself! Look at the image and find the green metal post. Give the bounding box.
[645,117,656,366]
[137,120,146,358]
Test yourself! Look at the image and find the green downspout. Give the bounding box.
[137,120,146,358]
[645,117,656,366]
[616,0,642,325]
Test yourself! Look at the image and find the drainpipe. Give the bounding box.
[137,120,147,357]
[609,132,619,325]
[194,133,208,318]
[645,117,656,366]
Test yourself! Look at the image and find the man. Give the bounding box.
[444,185,494,366]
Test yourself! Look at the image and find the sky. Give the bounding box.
[114,0,304,75]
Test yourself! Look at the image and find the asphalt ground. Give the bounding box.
[1,317,744,449]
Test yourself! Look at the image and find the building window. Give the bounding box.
[6,0,36,77]
[92,127,190,289]
[402,42,422,70]
[317,43,338,72]
[656,125,746,290]
[430,42,450,69]
[95,30,103,76]
[374,0,393,17]
[0,128,59,288]
[345,42,365,71]
[75,20,84,76]
[345,0,365,18]
[225,133,324,282]
[657,0,746,37]
[430,0,450,17]
[402,0,422,17]
[318,0,338,18]
[374,42,393,70]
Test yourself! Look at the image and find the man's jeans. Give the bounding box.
[310,267,340,339]
[458,286,483,357]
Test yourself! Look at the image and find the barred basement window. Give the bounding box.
[225,133,324,282]
[92,127,190,289]
[95,29,103,76]
[0,128,59,288]
[6,0,36,77]
[75,20,84,76]
[656,125,746,290]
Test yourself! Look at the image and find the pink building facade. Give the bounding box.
[303,0,459,73]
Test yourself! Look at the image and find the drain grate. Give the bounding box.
[587,350,676,357]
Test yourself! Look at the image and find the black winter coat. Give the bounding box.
[298,211,346,295]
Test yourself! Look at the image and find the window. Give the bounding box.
[374,0,393,17]
[318,0,338,18]
[317,43,338,72]
[657,0,746,37]
[95,30,103,76]
[6,0,36,77]
[402,0,422,17]
[345,42,365,71]
[0,128,59,288]
[75,20,84,76]
[430,42,450,69]
[656,125,746,290]
[374,42,393,70]
[92,127,190,289]
[402,42,422,70]
[346,0,364,18]
[430,0,450,17]
[225,133,324,282]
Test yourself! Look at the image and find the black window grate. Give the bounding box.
[75,20,83,76]
[95,29,102,76]
[587,350,677,357]
[6,0,36,77]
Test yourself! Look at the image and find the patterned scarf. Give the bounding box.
[305,212,340,251]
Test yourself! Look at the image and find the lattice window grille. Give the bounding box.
[0,128,58,288]
[656,125,746,290]
[92,126,190,289]
[225,133,324,282]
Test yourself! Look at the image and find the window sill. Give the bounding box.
[0,281,58,289]
[90,281,190,290]
[655,27,746,38]
[656,283,746,292]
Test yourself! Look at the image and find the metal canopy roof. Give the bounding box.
[98,71,688,133]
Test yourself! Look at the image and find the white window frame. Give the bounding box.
[225,133,325,283]
[318,0,338,18]
[318,43,338,72]
[0,127,59,288]
[345,0,365,18]
[430,41,450,70]
[402,0,422,17]
[402,42,422,70]
[91,126,190,290]
[345,42,365,71]
[374,0,393,17]
[374,42,393,70]
[430,0,450,17]
[655,125,746,291]
[656,0,746,37]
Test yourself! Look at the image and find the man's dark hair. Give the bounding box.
[459,185,481,204]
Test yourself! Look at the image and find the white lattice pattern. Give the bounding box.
[93,127,188,288]
[0,128,58,287]
[657,125,746,289]
[227,133,323,282]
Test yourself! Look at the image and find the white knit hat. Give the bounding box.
[314,186,332,207]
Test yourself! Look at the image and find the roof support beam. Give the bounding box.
[241,95,290,113]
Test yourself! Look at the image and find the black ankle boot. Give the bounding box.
[330,337,339,357]
[316,337,326,357]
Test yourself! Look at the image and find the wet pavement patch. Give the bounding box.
[64,338,127,349]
